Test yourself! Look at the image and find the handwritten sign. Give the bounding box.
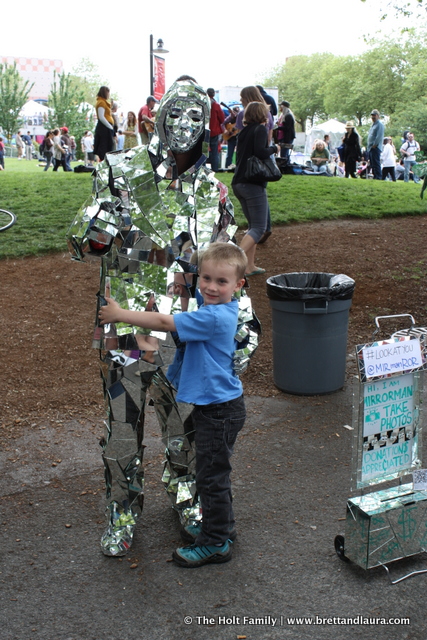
[362,338,423,379]
[362,438,414,483]
[363,373,414,437]
[361,373,418,483]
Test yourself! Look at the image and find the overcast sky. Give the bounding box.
[1,0,415,112]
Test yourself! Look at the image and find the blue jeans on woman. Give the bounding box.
[193,394,246,546]
[44,152,53,171]
[312,163,327,173]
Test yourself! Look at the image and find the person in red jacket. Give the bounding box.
[138,96,158,144]
[207,88,224,172]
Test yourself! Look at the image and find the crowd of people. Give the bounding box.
[1,130,40,169]
[315,114,421,182]
[11,85,421,273]
[8,82,420,282]
[7,86,421,188]
[38,127,77,171]
[2,128,78,172]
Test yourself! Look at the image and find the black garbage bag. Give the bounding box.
[266,272,355,301]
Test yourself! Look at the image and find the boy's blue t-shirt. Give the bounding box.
[168,298,242,405]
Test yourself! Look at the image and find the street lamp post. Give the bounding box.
[149,35,169,97]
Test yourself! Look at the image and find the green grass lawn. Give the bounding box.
[0,158,426,259]
[0,158,92,258]
[219,173,427,225]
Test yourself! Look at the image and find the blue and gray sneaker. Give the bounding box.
[172,541,232,568]
[181,522,237,544]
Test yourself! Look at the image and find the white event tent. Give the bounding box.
[304,118,347,154]
[20,100,50,118]
[19,100,51,138]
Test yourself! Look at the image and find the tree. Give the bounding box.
[261,28,427,140]
[321,56,368,125]
[388,99,427,150]
[358,40,410,114]
[47,72,93,159]
[0,62,33,143]
[361,0,426,19]
[321,37,414,127]
[396,30,427,96]
[262,54,335,131]
[356,33,427,146]
[70,58,117,106]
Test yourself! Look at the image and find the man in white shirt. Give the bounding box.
[400,133,420,183]
[83,132,95,166]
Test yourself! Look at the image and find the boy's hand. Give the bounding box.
[99,297,122,325]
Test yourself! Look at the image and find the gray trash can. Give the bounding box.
[266,272,355,395]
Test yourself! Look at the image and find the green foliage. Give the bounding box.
[263,54,335,131]
[359,37,419,114]
[70,57,115,105]
[262,30,427,149]
[1,160,426,260]
[403,38,427,96]
[363,0,427,20]
[321,56,367,125]
[322,38,414,143]
[47,72,94,160]
[0,62,33,143]
[388,98,427,149]
[47,71,89,128]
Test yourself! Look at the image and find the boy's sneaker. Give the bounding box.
[180,522,202,543]
[172,541,232,568]
[180,522,237,544]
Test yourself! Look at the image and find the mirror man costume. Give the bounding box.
[67,77,259,556]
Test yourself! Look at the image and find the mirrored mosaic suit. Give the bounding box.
[67,78,259,556]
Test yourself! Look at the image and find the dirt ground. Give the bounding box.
[2,215,427,444]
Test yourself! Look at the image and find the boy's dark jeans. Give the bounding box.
[192,394,246,546]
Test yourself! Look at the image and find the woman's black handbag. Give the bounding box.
[245,155,282,182]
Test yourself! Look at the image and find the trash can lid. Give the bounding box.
[266,272,355,301]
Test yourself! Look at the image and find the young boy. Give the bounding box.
[99,243,247,567]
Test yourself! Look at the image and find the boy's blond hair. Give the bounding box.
[198,243,247,280]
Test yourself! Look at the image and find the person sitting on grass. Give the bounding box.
[395,157,416,181]
[310,140,330,173]
[99,242,247,568]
